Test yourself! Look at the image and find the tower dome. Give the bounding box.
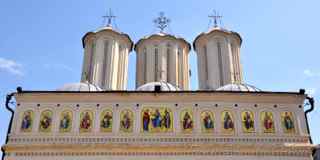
[216,83,261,92]
[56,82,102,92]
[135,12,191,90]
[81,10,133,91]
[193,12,243,90]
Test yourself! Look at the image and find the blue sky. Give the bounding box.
[0,0,319,151]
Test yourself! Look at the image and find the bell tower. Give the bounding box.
[81,9,133,90]
[193,11,243,90]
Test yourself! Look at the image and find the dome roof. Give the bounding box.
[216,83,261,92]
[57,82,102,92]
[134,32,191,51]
[82,26,134,51]
[193,27,242,50]
[136,81,180,91]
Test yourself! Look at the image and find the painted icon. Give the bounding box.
[39,110,53,132]
[181,109,193,133]
[20,110,33,132]
[221,111,234,133]
[261,111,275,133]
[59,110,72,133]
[80,110,93,133]
[201,111,214,133]
[100,109,113,132]
[142,108,150,132]
[141,107,173,133]
[281,112,295,134]
[242,111,255,133]
[120,109,133,133]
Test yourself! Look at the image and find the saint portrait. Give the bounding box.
[59,110,72,133]
[100,109,113,132]
[141,107,173,133]
[142,108,150,132]
[80,110,93,133]
[221,111,234,133]
[261,111,275,133]
[181,109,193,133]
[201,111,214,133]
[120,109,133,133]
[20,110,34,132]
[241,111,255,133]
[39,110,53,133]
[281,112,295,134]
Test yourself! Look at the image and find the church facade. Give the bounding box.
[2,11,315,160]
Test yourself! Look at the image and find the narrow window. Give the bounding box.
[88,42,96,81]
[166,44,171,82]
[203,45,208,81]
[217,42,224,86]
[102,40,109,87]
[143,47,147,82]
[154,46,159,81]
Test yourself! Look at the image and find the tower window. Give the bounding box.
[88,42,96,82]
[102,40,109,87]
[203,45,208,81]
[154,45,159,81]
[217,41,223,86]
[166,44,171,82]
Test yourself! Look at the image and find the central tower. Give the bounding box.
[135,12,191,90]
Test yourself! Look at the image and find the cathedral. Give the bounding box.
[2,11,316,160]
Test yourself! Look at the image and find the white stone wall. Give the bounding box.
[5,93,312,160]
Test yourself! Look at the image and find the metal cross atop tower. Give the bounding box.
[153,12,171,33]
[102,9,116,27]
[208,10,222,28]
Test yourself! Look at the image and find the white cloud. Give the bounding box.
[303,69,315,77]
[306,88,317,96]
[44,64,74,72]
[0,57,23,76]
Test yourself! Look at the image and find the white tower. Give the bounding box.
[134,12,191,90]
[81,10,133,90]
[193,12,243,90]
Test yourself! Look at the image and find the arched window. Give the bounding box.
[154,45,159,81]
[102,40,109,87]
[88,41,96,81]
[166,43,171,82]
[143,47,147,82]
[203,45,208,81]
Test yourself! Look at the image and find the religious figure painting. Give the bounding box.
[100,109,113,132]
[59,110,72,133]
[120,109,133,133]
[281,112,295,134]
[241,111,255,133]
[201,111,214,133]
[39,110,53,133]
[261,111,275,133]
[80,110,93,133]
[221,111,234,133]
[141,107,173,133]
[20,110,34,132]
[181,109,193,133]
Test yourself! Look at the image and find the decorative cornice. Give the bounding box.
[4,143,313,157]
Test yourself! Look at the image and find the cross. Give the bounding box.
[208,10,223,28]
[153,12,171,33]
[102,8,116,27]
